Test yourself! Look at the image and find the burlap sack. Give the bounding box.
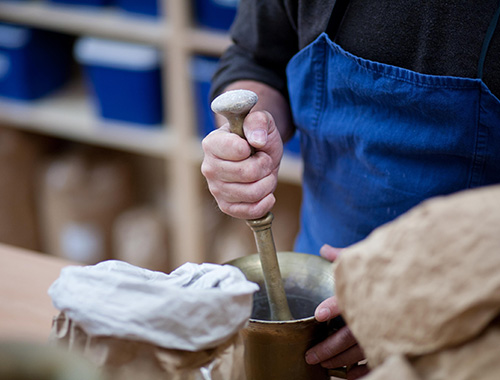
[334,184,500,379]
[50,313,246,380]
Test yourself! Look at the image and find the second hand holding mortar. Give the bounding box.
[211,89,294,321]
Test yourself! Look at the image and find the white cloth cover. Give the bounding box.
[49,260,259,351]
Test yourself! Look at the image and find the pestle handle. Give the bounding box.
[210,89,258,139]
[246,213,294,321]
[211,90,293,321]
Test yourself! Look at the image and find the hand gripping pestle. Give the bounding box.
[211,89,294,321]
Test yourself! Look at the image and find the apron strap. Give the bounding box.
[477,1,500,79]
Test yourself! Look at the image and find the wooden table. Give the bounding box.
[0,244,76,343]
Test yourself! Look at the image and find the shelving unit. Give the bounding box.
[0,0,302,269]
[0,81,175,157]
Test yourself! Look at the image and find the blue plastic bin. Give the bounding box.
[75,37,163,127]
[116,0,160,17]
[191,55,219,137]
[193,0,239,31]
[47,0,113,7]
[0,23,72,100]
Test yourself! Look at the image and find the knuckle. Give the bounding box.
[257,153,275,174]
[228,138,250,159]
[201,137,209,151]
[247,110,269,126]
[206,183,221,199]
[201,134,216,153]
[210,186,222,199]
[238,143,252,158]
[200,161,213,177]
[217,200,232,215]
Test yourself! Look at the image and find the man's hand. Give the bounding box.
[305,245,369,380]
[201,110,283,220]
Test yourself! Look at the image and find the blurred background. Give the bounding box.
[0,0,303,272]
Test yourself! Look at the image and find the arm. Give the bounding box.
[201,0,298,220]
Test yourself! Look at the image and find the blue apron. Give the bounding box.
[287,18,500,254]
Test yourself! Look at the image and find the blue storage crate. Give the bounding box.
[116,0,160,17]
[0,23,72,100]
[47,0,113,6]
[75,37,163,127]
[191,55,219,137]
[193,0,239,31]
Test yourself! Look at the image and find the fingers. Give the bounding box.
[202,127,252,162]
[219,193,277,220]
[202,148,276,184]
[201,147,279,219]
[319,244,343,262]
[208,174,277,204]
[319,342,365,369]
[306,325,359,366]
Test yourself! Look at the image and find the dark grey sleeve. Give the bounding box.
[210,0,299,100]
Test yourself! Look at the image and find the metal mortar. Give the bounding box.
[227,251,346,380]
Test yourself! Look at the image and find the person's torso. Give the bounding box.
[286,0,500,98]
[285,1,500,253]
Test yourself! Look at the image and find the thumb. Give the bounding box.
[315,296,341,322]
[320,244,343,262]
[244,111,272,149]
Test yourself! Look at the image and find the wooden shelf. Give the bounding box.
[0,83,173,158]
[187,28,232,56]
[0,1,168,45]
[0,0,231,56]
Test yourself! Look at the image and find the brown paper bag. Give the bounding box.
[334,185,500,379]
[112,205,169,271]
[0,127,45,250]
[38,148,134,264]
[50,312,246,380]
